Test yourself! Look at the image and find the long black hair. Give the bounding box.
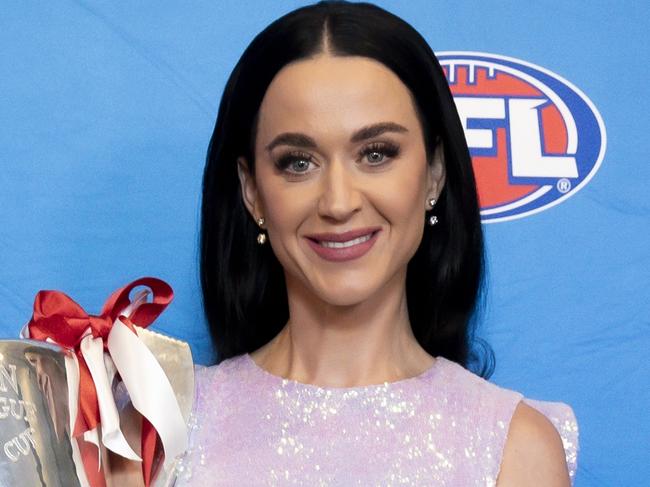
[200,0,494,378]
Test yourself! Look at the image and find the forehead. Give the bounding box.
[256,55,420,142]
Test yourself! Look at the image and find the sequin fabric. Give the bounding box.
[173,354,578,486]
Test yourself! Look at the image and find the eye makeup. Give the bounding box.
[273,141,401,177]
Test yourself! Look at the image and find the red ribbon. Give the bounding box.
[26,277,173,487]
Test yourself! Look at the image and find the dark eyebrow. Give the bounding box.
[264,122,409,152]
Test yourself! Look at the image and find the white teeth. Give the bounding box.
[318,233,373,248]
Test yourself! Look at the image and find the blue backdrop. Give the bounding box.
[2,1,648,485]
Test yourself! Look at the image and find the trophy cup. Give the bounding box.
[0,278,194,487]
[0,340,81,486]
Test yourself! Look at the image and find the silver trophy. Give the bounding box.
[0,340,81,486]
[0,331,194,487]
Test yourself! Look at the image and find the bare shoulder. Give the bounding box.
[496,401,571,487]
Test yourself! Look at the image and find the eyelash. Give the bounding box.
[275,142,401,175]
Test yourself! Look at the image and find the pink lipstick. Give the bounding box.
[304,227,381,262]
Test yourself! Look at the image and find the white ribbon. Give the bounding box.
[70,434,92,487]
[80,333,141,461]
[63,353,80,437]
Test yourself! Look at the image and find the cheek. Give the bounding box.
[259,179,312,252]
[380,164,427,222]
[375,165,428,252]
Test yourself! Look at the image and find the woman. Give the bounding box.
[177,1,579,485]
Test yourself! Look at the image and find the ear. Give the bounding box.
[426,139,446,202]
[237,156,261,221]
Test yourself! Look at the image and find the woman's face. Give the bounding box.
[238,54,445,306]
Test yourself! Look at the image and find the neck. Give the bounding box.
[250,269,435,388]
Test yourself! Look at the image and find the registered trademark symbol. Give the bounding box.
[557,178,572,193]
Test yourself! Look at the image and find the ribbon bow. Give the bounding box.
[23,277,187,487]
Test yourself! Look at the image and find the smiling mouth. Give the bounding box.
[305,230,381,262]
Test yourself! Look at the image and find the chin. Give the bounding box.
[320,292,372,308]
[312,280,382,307]
[289,258,392,306]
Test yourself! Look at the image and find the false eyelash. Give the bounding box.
[360,141,400,162]
[275,151,313,170]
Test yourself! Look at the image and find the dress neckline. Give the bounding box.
[242,353,445,392]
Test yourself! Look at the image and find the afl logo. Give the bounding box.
[437,52,607,223]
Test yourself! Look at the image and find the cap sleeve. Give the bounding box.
[522,398,579,484]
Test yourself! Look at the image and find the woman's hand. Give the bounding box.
[102,401,146,487]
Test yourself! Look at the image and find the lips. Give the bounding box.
[304,227,381,262]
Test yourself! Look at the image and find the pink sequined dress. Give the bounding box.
[174,353,578,486]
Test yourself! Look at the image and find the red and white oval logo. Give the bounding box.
[437,52,607,223]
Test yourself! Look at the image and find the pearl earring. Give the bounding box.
[256,217,267,244]
[427,197,438,226]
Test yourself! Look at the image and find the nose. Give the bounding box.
[317,158,362,221]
